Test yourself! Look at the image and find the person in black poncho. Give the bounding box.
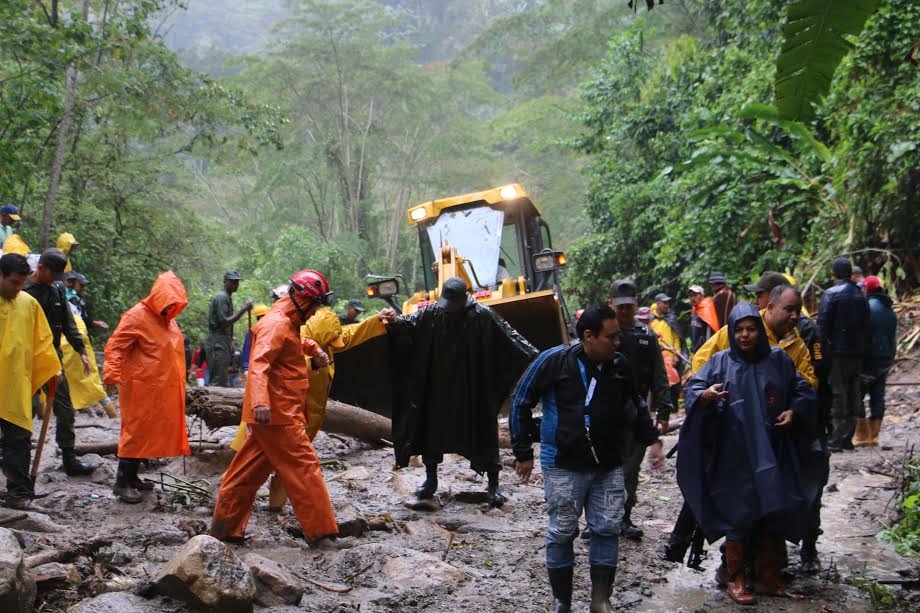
[387,277,538,507]
[678,302,823,605]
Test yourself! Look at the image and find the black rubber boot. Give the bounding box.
[620,507,643,540]
[547,566,573,613]
[62,448,96,476]
[486,471,504,508]
[799,540,821,575]
[415,463,438,499]
[113,460,142,504]
[128,460,154,491]
[589,565,616,613]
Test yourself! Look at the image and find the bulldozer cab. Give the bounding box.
[331,184,570,417]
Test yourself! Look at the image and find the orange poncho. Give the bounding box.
[104,271,190,458]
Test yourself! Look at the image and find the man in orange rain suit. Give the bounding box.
[103,271,191,503]
[212,270,339,543]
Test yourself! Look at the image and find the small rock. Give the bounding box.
[367,516,394,531]
[242,554,304,607]
[452,491,489,504]
[392,473,416,496]
[96,544,133,567]
[335,502,368,538]
[339,466,371,481]
[178,518,209,538]
[381,554,465,591]
[825,482,838,493]
[153,535,255,612]
[404,497,442,512]
[0,527,37,613]
[31,562,79,587]
[404,520,451,540]
[2,511,65,533]
[89,463,115,485]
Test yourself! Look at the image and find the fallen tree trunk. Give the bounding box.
[25,536,112,569]
[74,442,226,456]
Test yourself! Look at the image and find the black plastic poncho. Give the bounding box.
[677,303,823,543]
[387,299,538,471]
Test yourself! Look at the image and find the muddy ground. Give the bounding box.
[5,373,920,612]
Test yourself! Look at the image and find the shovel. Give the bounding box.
[30,376,59,484]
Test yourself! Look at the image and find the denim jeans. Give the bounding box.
[543,466,625,569]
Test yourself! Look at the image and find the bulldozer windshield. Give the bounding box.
[425,207,504,289]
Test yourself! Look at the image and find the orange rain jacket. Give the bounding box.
[103,271,190,458]
[243,296,321,426]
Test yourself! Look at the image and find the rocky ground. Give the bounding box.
[2,371,919,612]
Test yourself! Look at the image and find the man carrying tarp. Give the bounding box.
[212,270,338,544]
[0,253,61,511]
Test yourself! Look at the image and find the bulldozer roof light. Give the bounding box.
[500,185,519,200]
[409,206,428,222]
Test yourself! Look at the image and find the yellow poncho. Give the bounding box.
[61,310,106,409]
[0,292,61,431]
[230,307,386,449]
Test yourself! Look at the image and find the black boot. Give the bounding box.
[799,540,820,575]
[620,507,643,540]
[589,565,616,613]
[486,471,504,508]
[660,502,695,562]
[128,460,154,491]
[547,566,573,613]
[62,448,95,476]
[415,463,438,499]
[113,460,142,503]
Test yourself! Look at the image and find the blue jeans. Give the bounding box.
[544,466,625,569]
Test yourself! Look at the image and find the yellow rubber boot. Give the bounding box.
[852,418,870,447]
[868,419,882,447]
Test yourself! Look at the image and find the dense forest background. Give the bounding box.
[2,0,917,344]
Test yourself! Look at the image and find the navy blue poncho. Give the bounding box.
[677,303,823,542]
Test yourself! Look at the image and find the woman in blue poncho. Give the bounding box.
[677,303,822,605]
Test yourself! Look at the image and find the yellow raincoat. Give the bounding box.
[230,307,387,450]
[56,232,78,271]
[2,234,31,256]
[0,292,61,431]
[690,308,817,389]
[61,309,106,409]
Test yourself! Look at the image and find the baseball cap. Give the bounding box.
[1,204,21,221]
[437,277,469,312]
[636,306,653,323]
[743,271,788,294]
[346,299,366,312]
[863,276,881,292]
[608,279,638,306]
[708,272,727,285]
[38,248,68,274]
[654,292,672,303]
[224,270,241,281]
[687,285,705,295]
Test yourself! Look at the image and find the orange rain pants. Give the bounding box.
[211,422,336,541]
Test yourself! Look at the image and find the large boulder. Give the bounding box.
[153,535,255,612]
[0,527,36,613]
[242,553,303,607]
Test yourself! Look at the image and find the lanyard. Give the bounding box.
[577,358,601,465]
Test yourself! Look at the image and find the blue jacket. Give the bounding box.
[511,343,659,471]
[677,303,822,542]
[817,280,870,357]
[865,292,897,365]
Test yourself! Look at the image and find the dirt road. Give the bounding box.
[5,382,919,612]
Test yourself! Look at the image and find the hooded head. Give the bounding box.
[727,302,771,363]
[305,306,345,349]
[56,232,79,255]
[142,271,188,321]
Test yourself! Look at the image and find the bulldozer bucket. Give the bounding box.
[486,290,568,351]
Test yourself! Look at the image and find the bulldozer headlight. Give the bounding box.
[409,207,428,222]
[500,185,518,200]
[533,249,568,273]
[368,278,399,298]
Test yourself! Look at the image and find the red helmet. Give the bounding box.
[289,270,334,306]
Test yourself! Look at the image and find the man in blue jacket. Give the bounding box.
[854,275,897,447]
[511,305,665,613]
[818,257,870,451]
